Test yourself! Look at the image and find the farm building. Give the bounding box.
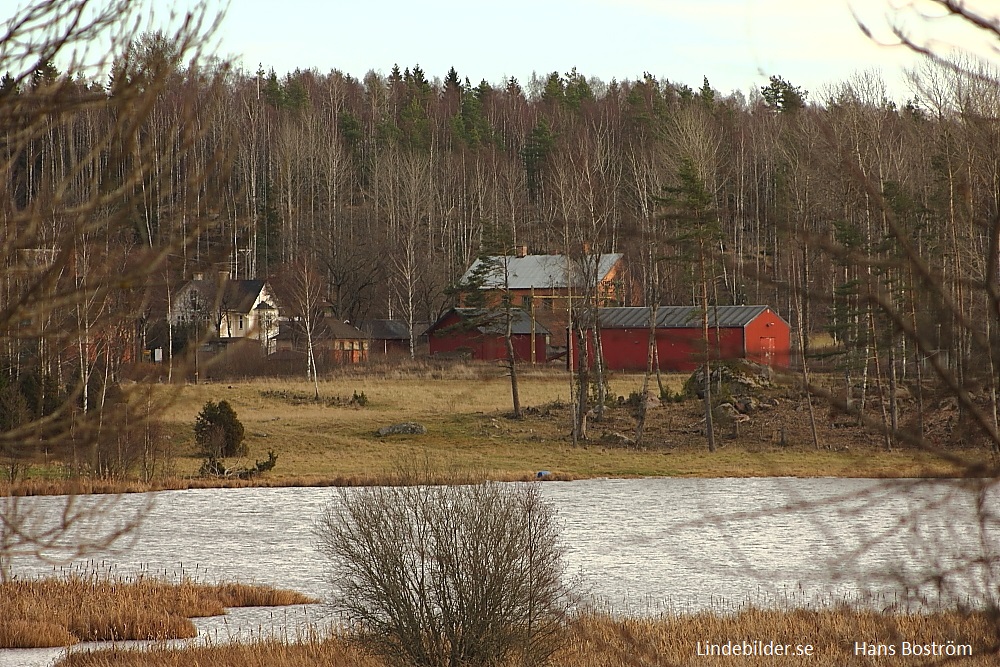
[459,249,637,347]
[358,319,424,357]
[578,305,790,372]
[273,316,369,364]
[426,308,549,363]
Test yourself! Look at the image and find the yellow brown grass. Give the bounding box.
[556,609,1000,666]
[3,365,984,496]
[54,636,383,667]
[49,608,1000,666]
[0,575,315,648]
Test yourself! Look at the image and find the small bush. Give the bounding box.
[194,400,246,458]
[659,387,686,403]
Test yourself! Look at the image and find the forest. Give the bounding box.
[4,17,1000,448]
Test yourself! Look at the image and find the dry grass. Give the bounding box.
[52,608,1000,666]
[3,362,986,495]
[54,636,382,667]
[0,575,315,648]
[557,609,1000,666]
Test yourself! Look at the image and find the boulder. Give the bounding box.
[602,431,637,447]
[684,359,773,399]
[376,422,427,437]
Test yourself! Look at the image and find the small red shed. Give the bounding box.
[582,305,790,372]
[427,308,549,363]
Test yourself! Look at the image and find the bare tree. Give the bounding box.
[0,0,226,578]
[288,258,324,399]
[316,480,568,667]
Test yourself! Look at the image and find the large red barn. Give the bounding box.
[580,305,790,372]
[427,308,549,363]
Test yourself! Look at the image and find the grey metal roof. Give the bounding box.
[597,305,772,329]
[428,308,550,336]
[461,253,623,290]
[358,319,411,340]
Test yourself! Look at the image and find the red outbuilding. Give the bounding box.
[578,305,790,372]
[427,308,550,363]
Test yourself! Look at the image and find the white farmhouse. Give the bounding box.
[170,271,279,350]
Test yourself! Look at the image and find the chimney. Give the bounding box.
[218,269,230,283]
[582,242,591,255]
[516,245,528,258]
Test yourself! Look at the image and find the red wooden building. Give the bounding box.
[427,308,549,363]
[579,305,790,371]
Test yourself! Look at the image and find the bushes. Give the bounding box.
[194,400,246,458]
[316,481,568,667]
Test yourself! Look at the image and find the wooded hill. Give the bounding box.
[4,45,999,396]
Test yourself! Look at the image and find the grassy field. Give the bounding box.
[4,362,989,493]
[50,607,999,666]
[147,364,984,484]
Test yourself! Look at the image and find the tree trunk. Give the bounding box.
[700,244,715,453]
[505,312,521,419]
[634,304,658,447]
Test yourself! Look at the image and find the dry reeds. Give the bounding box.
[55,636,382,667]
[555,609,1000,666]
[0,575,316,648]
[47,607,1000,666]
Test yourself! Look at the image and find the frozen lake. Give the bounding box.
[3,476,998,666]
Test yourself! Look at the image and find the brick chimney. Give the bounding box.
[516,245,528,258]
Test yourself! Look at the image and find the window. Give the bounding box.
[238,315,244,330]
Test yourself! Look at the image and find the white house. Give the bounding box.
[170,271,279,350]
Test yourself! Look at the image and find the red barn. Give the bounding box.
[427,308,549,363]
[580,305,790,371]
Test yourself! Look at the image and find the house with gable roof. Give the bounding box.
[459,247,636,347]
[170,270,279,350]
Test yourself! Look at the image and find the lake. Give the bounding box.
[2,477,997,666]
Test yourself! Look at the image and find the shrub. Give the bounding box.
[194,400,246,458]
[316,481,568,667]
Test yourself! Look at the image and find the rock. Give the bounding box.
[733,395,759,414]
[715,402,750,423]
[684,359,774,399]
[603,431,636,447]
[376,422,427,437]
[644,390,661,410]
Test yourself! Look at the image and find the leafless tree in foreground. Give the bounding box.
[316,480,568,667]
[0,0,227,580]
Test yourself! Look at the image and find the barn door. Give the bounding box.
[760,337,775,366]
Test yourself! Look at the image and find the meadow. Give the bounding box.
[147,362,980,484]
[4,361,981,496]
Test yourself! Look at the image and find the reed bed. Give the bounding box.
[55,636,381,667]
[50,607,1000,666]
[0,575,315,648]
